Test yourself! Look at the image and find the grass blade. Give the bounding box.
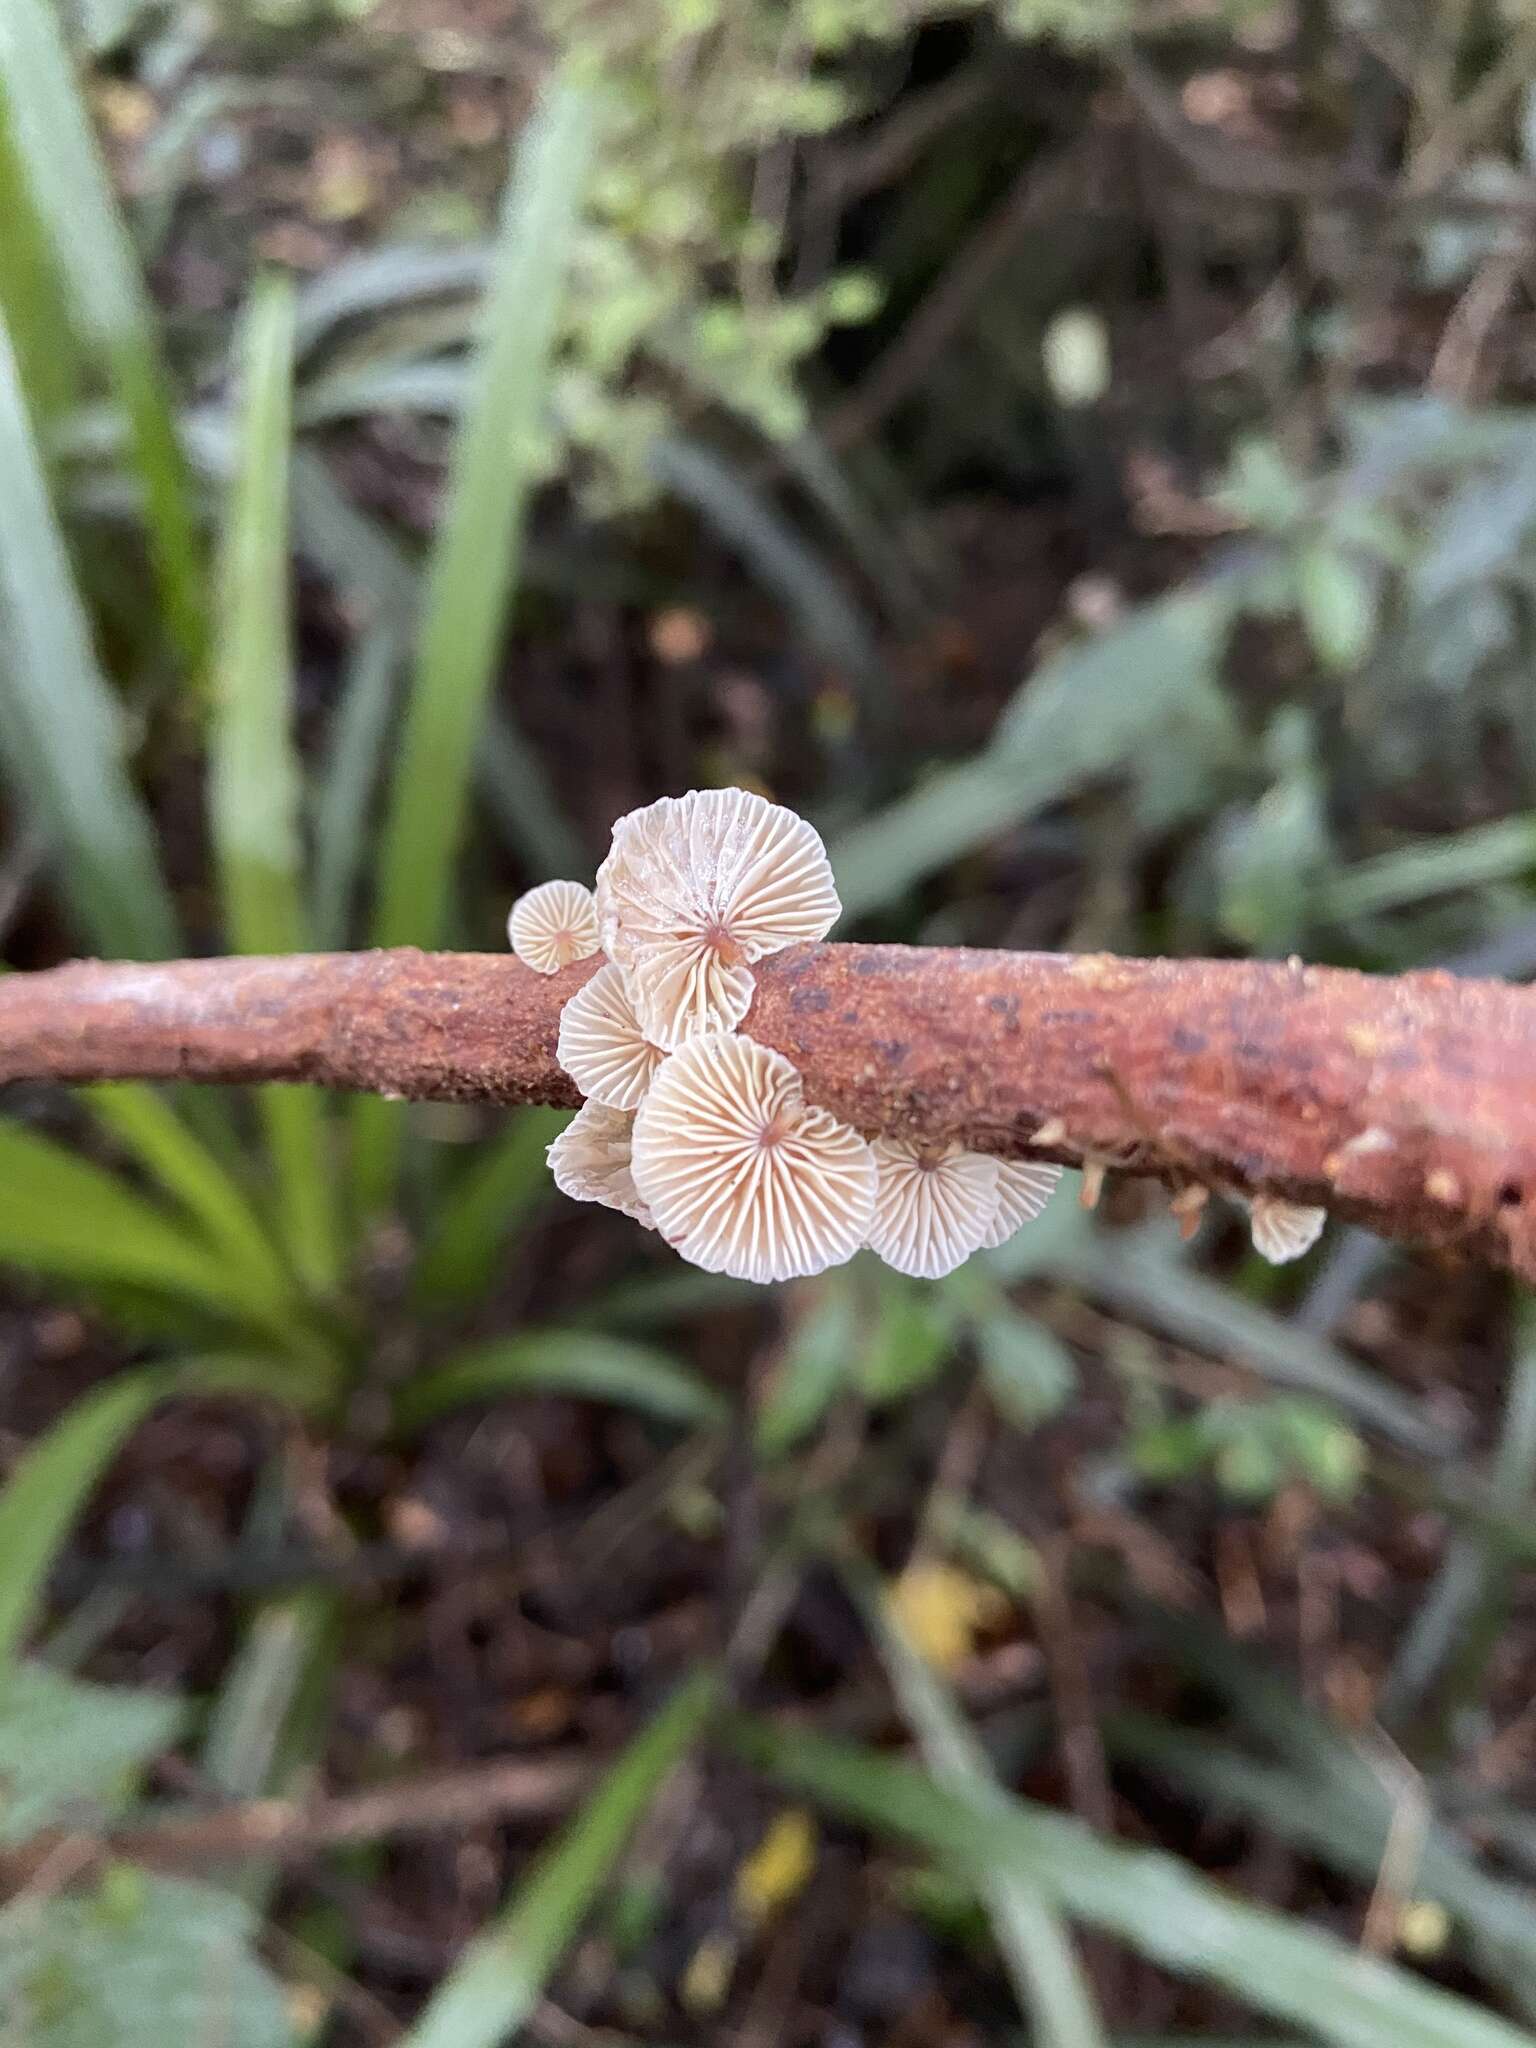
[0,94,79,426]
[0,5,205,668]
[395,1331,725,1435]
[735,1717,1536,2048]
[85,1083,293,1314]
[0,1120,276,1323]
[210,275,337,1294]
[412,1108,568,1307]
[852,1559,1107,2047]
[0,1355,306,1669]
[399,1668,718,2048]
[355,76,598,1215]
[311,622,401,950]
[0,307,179,959]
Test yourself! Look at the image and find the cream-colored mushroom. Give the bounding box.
[1248,1194,1326,1264]
[631,1033,875,1284]
[508,880,601,975]
[595,787,840,1048]
[866,1138,1001,1279]
[547,1101,654,1227]
[556,961,665,1111]
[978,1159,1063,1250]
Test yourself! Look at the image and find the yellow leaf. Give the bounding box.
[680,1929,738,2013]
[888,1561,1010,1674]
[734,1807,817,1926]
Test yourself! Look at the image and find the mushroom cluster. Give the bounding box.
[508,788,1323,1282]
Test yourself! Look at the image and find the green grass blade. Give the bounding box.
[735,1717,1536,2048]
[399,1668,718,2048]
[0,1355,306,1670]
[0,94,79,425]
[84,1083,293,1313]
[210,275,338,1294]
[0,3,205,668]
[0,308,179,960]
[355,76,598,1216]
[412,1108,568,1307]
[851,1559,1107,2048]
[1324,817,1536,923]
[311,622,400,950]
[395,1331,725,1436]
[0,1119,275,1322]
[830,584,1235,917]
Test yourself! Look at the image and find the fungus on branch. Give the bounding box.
[596,788,841,1048]
[508,881,600,976]
[866,1138,1002,1279]
[548,1102,653,1227]
[631,1033,876,1284]
[555,962,664,1111]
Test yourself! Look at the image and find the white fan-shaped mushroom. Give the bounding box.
[556,962,665,1111]
[978,1159,1063,1250]
[548,1102,653,1227]
[631,1033,875,1284]
[866,1138,1000,1279]
[508,880,600,975]
[595,788,840,1049]
[1248,1195,1326,1264]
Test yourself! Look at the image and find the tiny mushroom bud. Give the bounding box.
[556,961,665,1110]
[595,787,840,1049]
[866,1138,1000,1280]
[1248,1194,1326,1265]
[978,1159,1063,1250]
[508,880,601,976]
[548,1101,654,1227]
[631,1032,876,1285]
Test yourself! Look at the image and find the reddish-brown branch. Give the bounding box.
[1,943,1534,1279]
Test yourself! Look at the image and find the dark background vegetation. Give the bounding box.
[2,1,1536,2042]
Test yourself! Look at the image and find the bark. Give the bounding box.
[0,943,1532,1279]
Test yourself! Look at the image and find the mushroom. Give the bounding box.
[631,1033,875,1284]
[595,787,840,1048]
[556,961,665,1111]
[547,1101,653,1227]
[978,1159,1064,1250]
[865,1138,1001,1279]
[1248,1194,1326,1264]
[508,880,601,976]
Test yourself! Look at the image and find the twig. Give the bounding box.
[2,942,1536,1278]
[0,1752,588,1894]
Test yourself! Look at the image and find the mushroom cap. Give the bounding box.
[595,787,840,1048]
[978,1159,1063,1250]
[556,961,665,1111]
[547,1102,653,1227]
[1248,1195,1326,1264]
[631,1032,875,1285]
[865,1138,1000,1279]
[508,880,601,976]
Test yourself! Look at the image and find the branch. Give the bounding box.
[1,944,1533,1280]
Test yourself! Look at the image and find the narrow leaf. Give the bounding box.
[396,1332,725,1435]
[0,3,205,666]
[737,1719,1536,2048]
[412,1108,567,1307]
[210,274,337,1293]
[0,1357,299,1669]
[0,308,178,959]
[356,76,597,1214]
[400,1669,717,2048]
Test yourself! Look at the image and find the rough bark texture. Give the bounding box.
[1,943,1533,1280]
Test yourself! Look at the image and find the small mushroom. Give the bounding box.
[1248,1194,1326,1264]
[631,1033,875,1284]
[866,1138,1000,1279]
[595,787,840,1048]
[978,1159,1063,1250]
[548,1101,653,1227]
[508,880,601,976]
[556,961,665,1111]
